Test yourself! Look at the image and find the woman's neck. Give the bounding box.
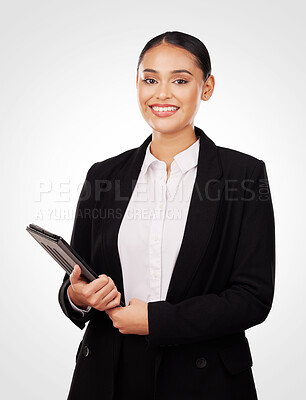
[150,125,198,172]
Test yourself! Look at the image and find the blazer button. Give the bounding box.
[196,357,207,369]
[82,345,89,357]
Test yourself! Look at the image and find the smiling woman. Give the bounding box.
[136,37,214,138]
[58,31,275,400]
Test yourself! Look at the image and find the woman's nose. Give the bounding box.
[155,82,171,99]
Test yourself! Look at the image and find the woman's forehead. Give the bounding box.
[139,44,199,73]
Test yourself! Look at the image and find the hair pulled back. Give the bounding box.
[137,31,212,83]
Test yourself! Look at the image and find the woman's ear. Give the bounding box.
[202,75,215,101]
[202,91,208,101]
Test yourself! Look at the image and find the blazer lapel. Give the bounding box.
[102,126,224,306]
[102,133,151,306]
[165,127,224,303]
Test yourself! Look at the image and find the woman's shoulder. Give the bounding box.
[85,146,139,180]
[216,145,266,179]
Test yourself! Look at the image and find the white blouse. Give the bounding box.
[67,136,200,315]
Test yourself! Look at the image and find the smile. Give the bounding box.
[149,104,180,117]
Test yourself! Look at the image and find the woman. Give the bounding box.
[59,31,275,400]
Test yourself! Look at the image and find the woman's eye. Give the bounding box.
[142,78,157,84]
[174,79,188,84]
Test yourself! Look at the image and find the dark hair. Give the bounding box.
[137,31,211,83]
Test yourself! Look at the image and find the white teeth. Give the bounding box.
[152,106,179,112]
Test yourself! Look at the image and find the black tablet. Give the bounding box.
[27,223,125,307]
[26,223,99,281]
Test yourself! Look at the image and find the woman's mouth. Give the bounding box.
[149,104,180,117]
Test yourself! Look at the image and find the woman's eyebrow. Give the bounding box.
[142,68,193,76]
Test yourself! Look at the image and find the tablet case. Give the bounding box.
[26,223,99,281]
[26,223,124,307]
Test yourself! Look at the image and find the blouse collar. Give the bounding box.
[141,135,200,175]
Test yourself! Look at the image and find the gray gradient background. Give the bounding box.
[1,0,305,398]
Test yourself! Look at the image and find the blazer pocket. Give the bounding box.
[217,337,253,375]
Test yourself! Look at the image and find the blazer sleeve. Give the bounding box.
[58,163,98,330]
[147,160,276,346]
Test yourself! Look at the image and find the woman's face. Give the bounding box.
[136,43,214,135]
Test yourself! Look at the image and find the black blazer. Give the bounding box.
[58,126,275,400]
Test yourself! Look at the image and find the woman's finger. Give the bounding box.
[103,291,122,310]
[86,274,112,294]
[69,264,81,285]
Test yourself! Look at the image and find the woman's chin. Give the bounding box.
[146,119,187,135]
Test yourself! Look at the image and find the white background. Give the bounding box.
[0,0,305,398]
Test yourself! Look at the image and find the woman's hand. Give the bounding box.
[68,264,122,311]
[105,298,149,335]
